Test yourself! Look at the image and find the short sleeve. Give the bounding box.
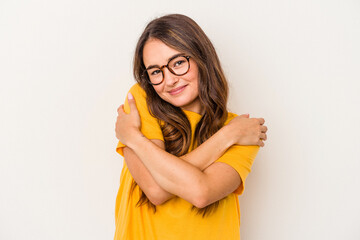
[214,112,260,195]
[215,145,259,195]
[116,84,164,156]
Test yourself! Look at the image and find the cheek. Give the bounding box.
[189,72,200,91]
[189,64,200,84]
[153,86,162,94]
[153,86,167,100]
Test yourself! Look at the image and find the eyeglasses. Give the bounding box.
[143,55,191,85]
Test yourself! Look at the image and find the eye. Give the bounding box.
[150,69,161,76]
[173,60,185,67]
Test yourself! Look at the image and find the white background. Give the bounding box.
[1,0,359,239]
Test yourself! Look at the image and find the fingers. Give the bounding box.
[259,133,267,141]
[258,140,265,147]
[257,118,265,125]
[117,104,125,115]
[261,125,268,133]
[238,114,250,118]
[260,125,268,146]
[116,91,138,116]
[127,92,139,115]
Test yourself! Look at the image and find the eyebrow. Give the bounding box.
[145,53,186,70]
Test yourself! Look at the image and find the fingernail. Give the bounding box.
[128,92,134,100]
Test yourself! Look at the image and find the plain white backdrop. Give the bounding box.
[1,0,359,239]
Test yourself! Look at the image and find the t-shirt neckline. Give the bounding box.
[182,109,202,117]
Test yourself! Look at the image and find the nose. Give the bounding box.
[162,67,179,86]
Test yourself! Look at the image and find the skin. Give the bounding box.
[115,39,268,207]
[143,38,203,114]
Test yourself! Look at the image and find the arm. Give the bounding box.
[123,123,238,206]
[116,94,266,207]
[126,130,241,208]
[116,86,258,205]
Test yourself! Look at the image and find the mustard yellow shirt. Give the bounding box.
[114,84,259,240]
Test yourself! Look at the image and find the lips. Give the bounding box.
[168,85,187,95]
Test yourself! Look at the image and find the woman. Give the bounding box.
[114,14,267,240]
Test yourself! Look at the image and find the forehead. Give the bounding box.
[143,38,181,68]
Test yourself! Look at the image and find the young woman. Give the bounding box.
[114,14,267,240]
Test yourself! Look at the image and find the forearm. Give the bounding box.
[123,145,175,205]
[127,134,221,205]
[116,88,262,205]
[125,126,235,205]
[179,125,235,170]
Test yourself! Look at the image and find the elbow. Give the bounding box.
[149,197,164,206]
[147,191,161,206]
[192,198,208,209]
[191,185,211,209]
[147,186,171,206]
[150,195,168,206]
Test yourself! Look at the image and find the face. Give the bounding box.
[143,38,202,114]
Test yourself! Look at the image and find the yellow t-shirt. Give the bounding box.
[114,83,259,240]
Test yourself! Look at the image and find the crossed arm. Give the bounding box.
[123,125,238,207]
[116,94,267,208]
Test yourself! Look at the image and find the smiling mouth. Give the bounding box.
[169,85,187,95]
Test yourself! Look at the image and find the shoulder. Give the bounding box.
[129,83,146,98]
[127,83,149,110]
[122,83,149,116]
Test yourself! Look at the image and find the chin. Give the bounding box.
[168,101,185,108]
[169,98,191,107]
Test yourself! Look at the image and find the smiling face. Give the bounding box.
[143,38,202,114]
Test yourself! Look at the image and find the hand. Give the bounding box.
[115,93,142,145]
[225,114,268,147]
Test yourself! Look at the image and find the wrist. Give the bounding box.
[221,125,237,147]
[126,130,146,150]
[224,125,237,147]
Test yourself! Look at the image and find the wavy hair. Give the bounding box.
[130,14,229,217]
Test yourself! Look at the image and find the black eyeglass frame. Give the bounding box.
[142,55,191,86]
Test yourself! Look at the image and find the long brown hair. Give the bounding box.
[130,14,229,217]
